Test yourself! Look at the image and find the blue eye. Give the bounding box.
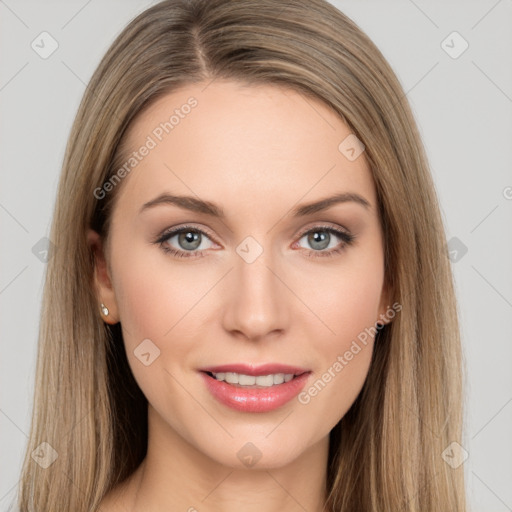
[295,226,355,258]
[156,225,215,258]
[154,224,355,259]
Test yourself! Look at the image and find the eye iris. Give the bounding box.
[308,231,330,250]
[178,231,201,250]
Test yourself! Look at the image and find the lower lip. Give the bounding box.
[200,372,311,413]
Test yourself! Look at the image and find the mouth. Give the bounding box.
[202,370,306,388]
[198,364,312,413]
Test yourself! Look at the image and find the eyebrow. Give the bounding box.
[139,192,371,217]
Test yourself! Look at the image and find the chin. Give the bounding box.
[201,429,319,471]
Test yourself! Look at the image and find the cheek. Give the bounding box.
[322,276,381,383]
[110,241,210,342]
[302,251,384,348]
[294,254,384,419]
[327,275,383,340]
[109,242,220,393]
[109,244,198,405]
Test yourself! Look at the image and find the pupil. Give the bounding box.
[309,231,329,250]
[179,231,200,250]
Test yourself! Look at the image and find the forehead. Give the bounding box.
[115,80,376,217]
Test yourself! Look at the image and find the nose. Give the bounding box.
[221,246,289,342]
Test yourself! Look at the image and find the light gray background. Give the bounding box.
[1,1,511,510]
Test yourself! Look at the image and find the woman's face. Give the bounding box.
[92,80,390,469]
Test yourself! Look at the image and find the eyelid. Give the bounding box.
[156,223,220,246]
[294,221,351,239]
[156,222,351,245]
[154,222,354,258]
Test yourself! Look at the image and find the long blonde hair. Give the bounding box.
[18,0,466,510]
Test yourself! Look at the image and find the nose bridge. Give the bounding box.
[222,237,288,339]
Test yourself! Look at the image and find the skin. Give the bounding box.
[89,80,391,512]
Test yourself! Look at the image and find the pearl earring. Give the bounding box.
[100,303,109,316]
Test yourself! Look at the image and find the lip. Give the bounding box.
[198,363,310,377]
[199,364,311,413]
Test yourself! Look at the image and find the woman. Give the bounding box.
[17,0,466,510]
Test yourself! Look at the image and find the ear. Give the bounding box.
[376,279,393,327]
[87,229,119,324]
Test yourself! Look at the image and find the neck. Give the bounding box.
[123,404,329,512]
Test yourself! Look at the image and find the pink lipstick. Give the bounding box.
[199,363,311,413]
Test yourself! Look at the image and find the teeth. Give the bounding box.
[239,374,256,385]
[211,372,296,386]
[273,373,284,384]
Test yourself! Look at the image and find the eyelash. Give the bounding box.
[154,224,355,259]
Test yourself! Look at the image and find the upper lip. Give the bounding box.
[199,363,310,377]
